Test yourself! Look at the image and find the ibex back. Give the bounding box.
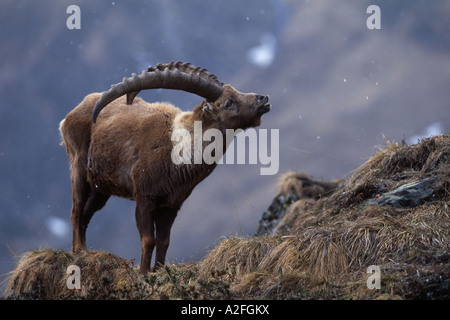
[59,62,271,273]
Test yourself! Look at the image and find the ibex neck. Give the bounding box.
[171,103,232,167]
[173,103,219,134]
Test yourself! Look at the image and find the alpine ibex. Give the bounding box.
[60,62,271,273]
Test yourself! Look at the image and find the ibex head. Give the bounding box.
[201,84,270,130]
[92,61,271,129]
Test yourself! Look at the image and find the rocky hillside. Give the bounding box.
[4,134,449,300]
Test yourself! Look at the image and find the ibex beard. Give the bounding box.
[59,62,271,273]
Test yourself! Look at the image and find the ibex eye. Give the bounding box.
[224,100,234,108]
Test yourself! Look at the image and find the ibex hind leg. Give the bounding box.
[82,190,110,232]
[70,168,91,253]
[70,165,110,253]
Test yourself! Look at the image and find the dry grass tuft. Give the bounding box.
[5,249,73,299]
[198,236,281,281]
[4,249,148,299]
[277,172,342,199]
[260,202,449,280]
[331,134,450,208]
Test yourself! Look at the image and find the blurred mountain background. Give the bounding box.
[0,0,449,286]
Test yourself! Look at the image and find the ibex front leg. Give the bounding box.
[154,207,179,271]
[135,196,156,274]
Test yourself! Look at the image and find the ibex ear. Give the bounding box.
[202,102,213,112]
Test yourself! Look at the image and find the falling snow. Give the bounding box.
[47,216,70,238]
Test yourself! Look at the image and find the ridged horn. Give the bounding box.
[92,62,224,123]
